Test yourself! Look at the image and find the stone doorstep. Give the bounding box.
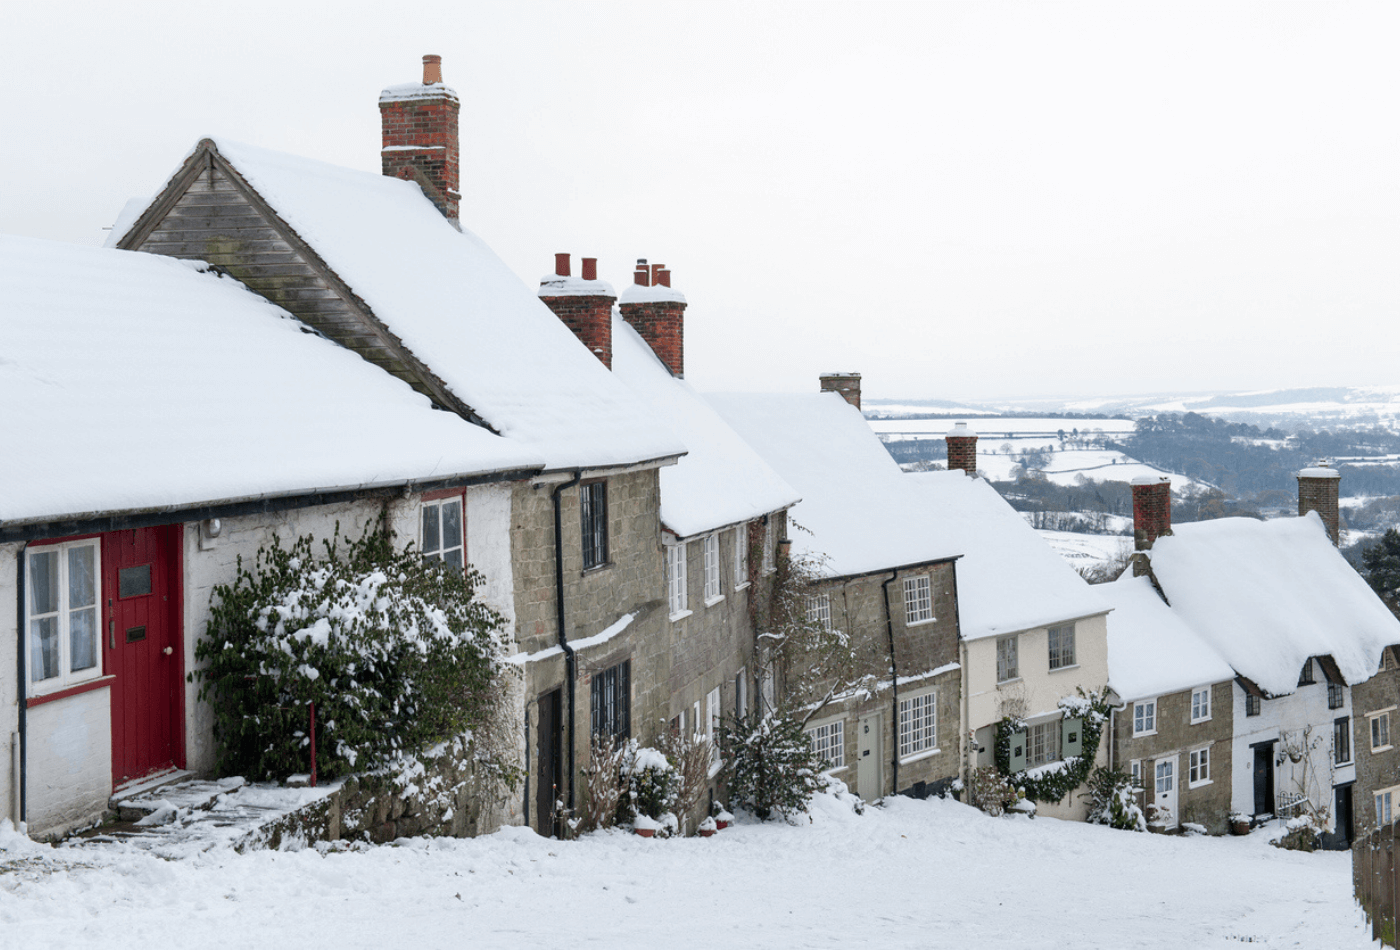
[111,776,248,823]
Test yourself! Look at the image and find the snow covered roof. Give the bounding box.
[610,319,798,538]
[1100,574,1236,702]
[0,234,544,527]
[706,392,1107,639]
[116,138,685,472]
[1148,513,1400,696]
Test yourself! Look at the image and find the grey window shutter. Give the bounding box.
[1062,716,1083,759]
[975,725,996,767]
[1008,728,1028,773]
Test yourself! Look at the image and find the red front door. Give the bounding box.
[103,526,183,787]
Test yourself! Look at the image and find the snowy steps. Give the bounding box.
[63,776,331,857]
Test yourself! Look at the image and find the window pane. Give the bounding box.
[442,499,462,553]
[422,503,440,555]
[443,547,464,569]
[119,564,151,598]
[30,617,59,681]
[29,550,58,615]
[70,607,98,672]
[68,546,97,608]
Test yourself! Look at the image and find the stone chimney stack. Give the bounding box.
[945,422,978,476]
[538,253,617,368]
[819,373,862,410]
[380,54,461,224]
[1297,462,1341,546]
[619,258,687,377]
[1131,476,1172,552]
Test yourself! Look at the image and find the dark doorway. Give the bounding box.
[1323,783,1355,850]
[535,689,563,837]
[1252,742,1276,817]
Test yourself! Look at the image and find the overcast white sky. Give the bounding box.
[3,2,1397,402]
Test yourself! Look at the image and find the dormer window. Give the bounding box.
[1298,659,1316,686]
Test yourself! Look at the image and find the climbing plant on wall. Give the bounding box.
[993,689,1112,804]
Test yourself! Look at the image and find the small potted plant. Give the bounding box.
[1229,812,1251,836]
[698,816,718,838]
[633,813,660,838]
[712,803,734,831]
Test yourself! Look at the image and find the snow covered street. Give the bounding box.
[0,792,1373,950]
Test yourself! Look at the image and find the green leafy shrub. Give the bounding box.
[967,766,1022,817]
[1082,766,1146,831]
[620,745,679,830]
[193,523,509,781]
[717,707,826,820]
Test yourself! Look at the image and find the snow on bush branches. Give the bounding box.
[193,522,511,781]
[994,690,1110,805]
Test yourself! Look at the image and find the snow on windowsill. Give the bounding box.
[899,747,942,766]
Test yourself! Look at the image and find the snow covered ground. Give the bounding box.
[0,791,1370,949]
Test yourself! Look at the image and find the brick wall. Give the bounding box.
[1132,478,1172,551]
[946,435,978,475]
[1297,473,1341,546]
[540,295,614,368]
[379,93,461,221]
[819,374,861,410]
[620,301,685,377]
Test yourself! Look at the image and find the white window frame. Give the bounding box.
[807,717,846,771]
[1190,686,1211,724]
[734,525,750,590]
[1025,718,1060,769]
[898,689,938,762]
[762,521,777,574]
[667,542,690,620]
[420,495,465,568]
[26,539,104,695]
[1188,745,1212,787]
[735,669,748,719]
[1155,758,1175,798]
[1133,699,1157,737]
[1371,708,1394,753]
[703,534,723,605]
[1378,786,1399,828]
[692,700,702,741]
[807,592,832,632]
[706,686,722,775]
[1129,759,1142,791]
[904,574,933,626]
[1335,716,1353,766]
[996,635,1019,683]
[1047,623,1076,670]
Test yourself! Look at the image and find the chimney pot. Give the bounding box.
[651,263,665,286]
[581,257,597,281]
[620,259,686,376]
[633,260,650,286]
[539,253,617,369]
[422,55,443,85]
[657,268,671,287]
[554,253,571,277]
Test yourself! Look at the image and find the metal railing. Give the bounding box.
[1275,791,1309,821]
[1354,820,1400,947]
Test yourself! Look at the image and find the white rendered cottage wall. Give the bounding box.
[963,612,1111,820]
[1,542,20,827]
[1231,678,1353,826]
[24,688,112,838]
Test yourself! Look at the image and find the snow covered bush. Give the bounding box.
[967,766,1022,818]
[194,522,511,782]
[620,746,679,829]
[717,708,827,821]
[1082,766,1146,832]
[577,733,630,834]
[656,728,715,832]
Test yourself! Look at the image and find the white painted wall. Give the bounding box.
[25,687,112,838]
[963,612,1112,820]
[1230,678,1352,828]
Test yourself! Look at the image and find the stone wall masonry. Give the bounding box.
[1352,664,1400,835]
[1114,681,1235,834]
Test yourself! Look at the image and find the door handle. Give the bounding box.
[163,646,174,656]
[109,619,115,650]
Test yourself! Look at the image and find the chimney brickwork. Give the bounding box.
[819,373,862,410]
[539,253,616,368]
[945,422,978,475]
[619,258,686,377]
[380,55,461,223]
[1131,477,1172,552]
[1297,464,1342,546]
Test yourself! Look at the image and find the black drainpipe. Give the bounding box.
[552,472,583,820]
[16,542,29,825]
[522,700,531,830]
[881,571,899,797]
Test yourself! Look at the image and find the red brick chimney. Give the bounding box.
[619,258,687,377]
[945,422,978,476]
[1131,476,1172,552]
[538,253,617,368]
[380,54,460,224]
[1297,462,1341,546]
[819,373,862,410]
